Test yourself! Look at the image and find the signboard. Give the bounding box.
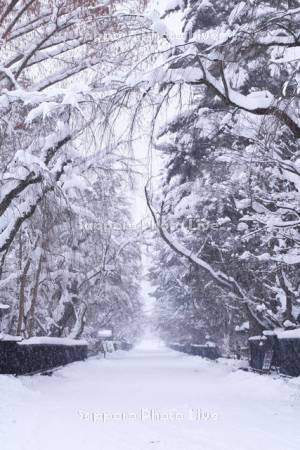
[98,329,113,339]
[262,349,274,371]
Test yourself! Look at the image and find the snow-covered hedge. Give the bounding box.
[0,337,88,375]
[168,342,219,360]
[249,330,300,377]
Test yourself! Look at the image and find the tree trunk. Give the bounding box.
[27,254,43,337]
[16,257,31,335]
[69,303,87,339]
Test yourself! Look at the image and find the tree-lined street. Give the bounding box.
[1,343,300,450]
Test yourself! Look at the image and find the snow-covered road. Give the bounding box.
[1,342,300,450]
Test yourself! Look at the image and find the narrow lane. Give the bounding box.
[1,342,300,450]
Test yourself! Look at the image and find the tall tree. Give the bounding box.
[122,0,300,334]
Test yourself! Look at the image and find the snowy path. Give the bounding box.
[1,343,300,450]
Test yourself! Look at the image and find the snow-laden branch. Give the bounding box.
[0,156,71,255]
[145,184,243,295]
[138,58,300,138]
[0,128,71,218]
[196,66,300,139]
[5,36,93,74]
[144,184,276,330]
[0,0,21,26]
[31,54,102,91]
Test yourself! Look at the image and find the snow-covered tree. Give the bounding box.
[0,0,150,270]
[1,146,144,341]
[121,0,300,335]
[0,0,148,340]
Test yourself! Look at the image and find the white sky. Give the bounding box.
[129,0,184,317]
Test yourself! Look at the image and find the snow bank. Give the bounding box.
[258,328,300,340]
[0,303,9,310]
[18,337,88,346]
[0,333,22,341]
[192,342,216,348]
[249,335,267,341]
[276,329,300,339]
[235,321,250,332]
